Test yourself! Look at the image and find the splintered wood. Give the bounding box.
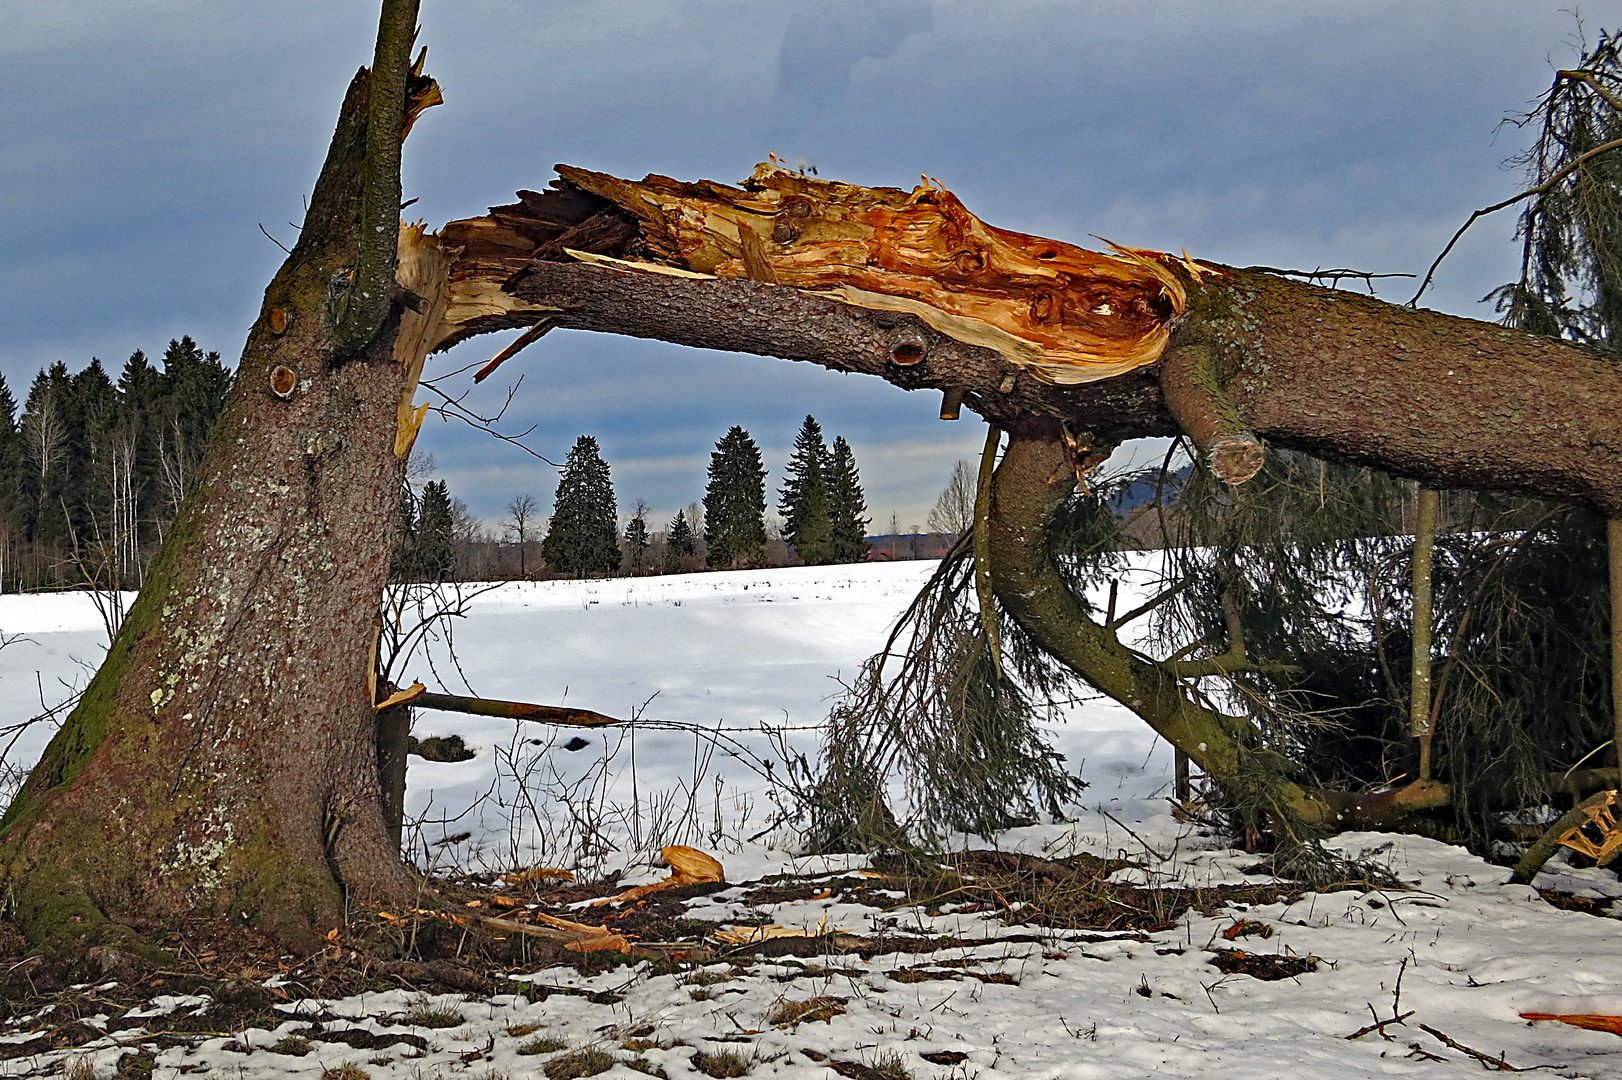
[1554,789,1622,864]
[392,220,454,458]
[591,844,725,907]
[436,163,1208,385]
[1521,1012,1622,1036]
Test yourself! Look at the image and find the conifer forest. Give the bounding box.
[0,338,231,592]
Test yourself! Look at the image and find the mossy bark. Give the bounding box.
[0,22,430,951]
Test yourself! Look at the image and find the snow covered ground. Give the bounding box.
[3,564,1622,1079]
[0,562,1175,873]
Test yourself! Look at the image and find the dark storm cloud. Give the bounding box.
[0,1,1608,526]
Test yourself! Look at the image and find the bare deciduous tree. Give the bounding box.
[504,492,538,577]
[926,459,976,538]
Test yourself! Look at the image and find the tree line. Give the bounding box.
[0,346,879,589]
[0,338,232,592]
[392,415,873,581]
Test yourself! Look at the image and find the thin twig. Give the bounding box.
[1409,134,1622,305]
[1346,1008,1415,1040]
[258,223,293,254]
[1416,1024,1528,1071]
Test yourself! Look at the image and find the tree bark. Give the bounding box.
[0,10,441,951]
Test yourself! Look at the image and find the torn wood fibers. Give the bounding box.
[406,163,1204,395]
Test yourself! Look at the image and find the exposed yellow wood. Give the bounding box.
[555,162,1199,384]
[367,616,382,706]
[392,221,453,459]
[393,401,430,459]
[1556,789,1622,862]
[436,162,1211,384]
[374,681,427,711]
[437,278,561,342]
[564,250,718,279]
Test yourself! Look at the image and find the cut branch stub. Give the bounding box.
[269,366,297,398]
[887,325,928,366]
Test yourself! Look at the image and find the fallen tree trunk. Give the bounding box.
[438,165,1622,513]
[426,164,1622,837]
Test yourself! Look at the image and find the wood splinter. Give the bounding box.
[414,690,624,727]
[474,318,556,383]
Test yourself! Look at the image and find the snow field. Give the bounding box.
[2,563,1622,1078]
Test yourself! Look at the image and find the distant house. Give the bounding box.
[864,533,954,561]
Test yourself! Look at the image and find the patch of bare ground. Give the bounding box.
[9,846,1596,1040]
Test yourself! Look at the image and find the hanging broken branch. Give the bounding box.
[414,691,623,727]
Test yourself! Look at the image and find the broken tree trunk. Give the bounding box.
[0,2,443,952]
[427,163,1622,833]
[437,165,1622,514]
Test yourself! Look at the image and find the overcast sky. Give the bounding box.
[1,1,1612,530]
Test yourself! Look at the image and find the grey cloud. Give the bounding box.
[0,0,1604,524]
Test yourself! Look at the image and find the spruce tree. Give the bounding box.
[542,435,622,577]
[390,483,420,582]
[63,359,118,565]
[155,337,233,516]
[827,435,870,563]
[665,509,697,572]
[703,426,767,568]
[624,500,651,575]
[415,479,456,581]
[778,414,834,565]
[0,374,20,534]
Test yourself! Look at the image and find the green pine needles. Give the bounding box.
[779,416,834,564]
[543,435,622,577]
[777,416,870,566]
[1490,28,1622,348]
[704,426,768,568]
[828,435,871,563]
[2,337,232,592]
[664,508,698,572]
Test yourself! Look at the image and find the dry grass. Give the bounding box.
[321,1065,371,1080]
[768,995,848,1026]
[405,1000,466,1028]
[517,1036,570,1056]
[542,1047,617,1079]
[866,1050,914,1080]
[691,1048,752,1077]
